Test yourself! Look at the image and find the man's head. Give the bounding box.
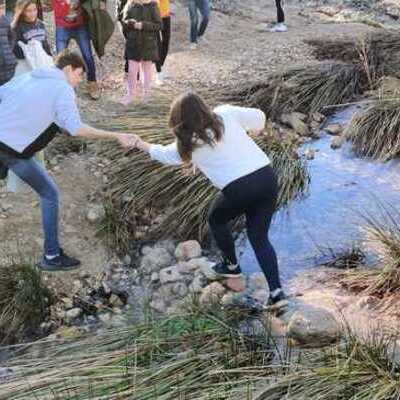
[0,0,6,17]
[55,50,86,88]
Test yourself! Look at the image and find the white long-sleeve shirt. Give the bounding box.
[149,105,270,189]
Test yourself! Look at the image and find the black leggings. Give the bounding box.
[155,16,171,73]
[276,0,285,23]
[208,165,282,292]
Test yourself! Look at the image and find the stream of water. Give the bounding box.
[240,105,400,282]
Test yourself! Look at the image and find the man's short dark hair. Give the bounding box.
[55,50,86,72]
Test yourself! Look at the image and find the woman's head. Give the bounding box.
[169,92,224,163]
[13,0,38,27]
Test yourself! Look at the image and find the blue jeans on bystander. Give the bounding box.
[188,0,210,44]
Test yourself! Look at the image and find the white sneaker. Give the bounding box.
[189,43,198,50]
[270,23,288,32]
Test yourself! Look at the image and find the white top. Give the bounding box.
[149,104,270,189]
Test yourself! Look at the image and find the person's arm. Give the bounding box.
[54,88,133,146]
[224,105,266,134]
[135,136,183,166]
[41,23,52,55]
[13,26,25,59]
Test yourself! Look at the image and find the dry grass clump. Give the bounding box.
[0,258,53,344]
[339,206,400,297]
[216,62,364,120]
[306,31,400,81]
[254,332,400,400]
[318,244,365,269]
[0,307,279,399]
[346,96,400,161]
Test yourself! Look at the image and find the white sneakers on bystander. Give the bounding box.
[269,23,288,32]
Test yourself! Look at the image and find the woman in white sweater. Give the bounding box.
[130,92,286,306]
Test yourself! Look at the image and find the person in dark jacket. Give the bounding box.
[121,0,161,105]
[0,0,17,85]
[12,0,51,60]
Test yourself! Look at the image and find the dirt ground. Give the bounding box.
[0,0,378,292]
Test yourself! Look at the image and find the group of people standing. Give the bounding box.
[0,0,290,308]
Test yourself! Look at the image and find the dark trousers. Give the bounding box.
[276,0,285,23]
[208,165,282,292]
[155,16,171,73]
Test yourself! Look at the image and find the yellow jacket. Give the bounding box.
[157,0,170,18]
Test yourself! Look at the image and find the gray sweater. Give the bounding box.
[0,16,17,85]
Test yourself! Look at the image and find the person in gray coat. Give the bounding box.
[0,0,17,85]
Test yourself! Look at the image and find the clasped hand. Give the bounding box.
[118,134,139,149]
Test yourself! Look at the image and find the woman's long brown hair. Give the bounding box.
[11,0,38,29]
[169,92,224,163]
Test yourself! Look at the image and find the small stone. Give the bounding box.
[123,254,132,265]
[140,247,174,273]
[189,274,207,293]
[99,312,112,324]
[281,112,310,137]
[110,294,124,308]
[325,123,343,136]
[175,240,202,261]
[150,299,167,313]
[198,260,218,281]
[199,282,226,306]
[65,307,82,322]
[172,282,189,298]
[86,204,106,224]
[159,266,183,284]
[150,272,159,282]
[304,148,316,160]
[61,297,73,309]
[312,112,325,123]
[331,136,344,150]
[224,277,246,292]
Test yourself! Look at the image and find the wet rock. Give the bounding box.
[86,204,106,224]
[175,240,202,261]
[140,247,174,273]
[325,123,343,136]
[281,112,310,137]
[159,266,184,284]
[199,282,226,306]
[304,148,316,160]
[286,303,341,346]
[331,136,344,150]
[224,277,246,292]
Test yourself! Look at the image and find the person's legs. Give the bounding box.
[207,192,243,265]
[0,154,60,256]
[55,26,71,53]
[197,0,210,38]
[246,203,281,293]
[142,61,153,99]
[73,26,96,82]
[188,0,199,43]
[121,60,140,105]
[276,0,285,23]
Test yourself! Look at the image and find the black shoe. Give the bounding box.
[37,249,81,272]
[212,260,243,278]
[264,290,289,312]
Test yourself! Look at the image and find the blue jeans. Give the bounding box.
[188,0,210,43]
[56,26,96,82]
[0,151,60,256]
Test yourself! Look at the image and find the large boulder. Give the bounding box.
[285,302,341,346]
[175,241,202,261]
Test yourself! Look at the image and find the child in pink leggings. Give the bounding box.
[121,0,161,105]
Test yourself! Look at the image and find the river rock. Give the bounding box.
[304,148,316,160]
[65,308,83,323]
[175,240,202,261]
[286,303,341,346]
[197,260,218,280]
[86,204,105,224]
[189,274,207,293]
[252,289,269,304]
[325,123,343,136]
[312,112,325,123]
[224,277,246,292]
[140,247,174,273]
[0,368,14,384]
[199,282,226,306]
[281,112,310,137]
[159,266,183,284]
[331,136,344,150]
[172,282,189,298]
[150,299,167,313]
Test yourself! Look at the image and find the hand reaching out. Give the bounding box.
[117,134,138,149]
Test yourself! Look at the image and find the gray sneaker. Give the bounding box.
[38,249,81,272]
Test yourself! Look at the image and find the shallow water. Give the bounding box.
[240,106,400,282]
